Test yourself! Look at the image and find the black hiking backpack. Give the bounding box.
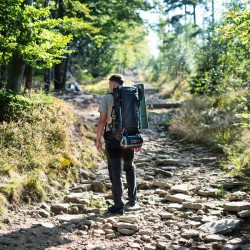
[108,86,143,149]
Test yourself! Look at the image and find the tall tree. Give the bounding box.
[0,0,95,92]
[6,0,33,92]
[71,0,151,78]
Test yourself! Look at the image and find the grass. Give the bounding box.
[0,90,101,222]
[168,90,250,179]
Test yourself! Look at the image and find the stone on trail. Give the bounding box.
[156,241,176,250]
[183,202,203,210]
[167,203,184,210]
[223,202,250,212]
[71,184,92,192]
[161,166,177,171]
[181,229,200,239]
[238,210,250,218]
[64,193,90,204]
[198,219,242,234]
[193,157,217,163]
[154,158,182,166]
[164,193,192,203]
[201,215,221,223]
[32,222,55,228]
[91,181,106,192]
[160,212,173,219]
[170,184,197,195]
[144,243,157,250]
[51,203,71,214]
[203,234,226,243]
[54,214,85,222]
[152,181,172,189]
[117,228,135,235]
[155,169,173,177]
[38,208,50,218]
[141,234,151,242]
[118,215,137,223]
[114,222,139,231]
[138,228,153,236]
[154,188,168,197]
[106,233,116,239]
[85,243,106,250]
[198,187,218,197]
[229,191,248,201]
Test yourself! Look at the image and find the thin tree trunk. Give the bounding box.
[62,53,69,87]
[193,4,196,25]
[211,0,215,32]
[44,68,51,92]
[44,0,50,7]
[0,65,3,89]
[54,63,64,90]
[24,65,34,90]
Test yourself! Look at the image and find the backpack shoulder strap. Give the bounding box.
[104,92,115,132]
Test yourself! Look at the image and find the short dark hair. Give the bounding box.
[108,74,124,85]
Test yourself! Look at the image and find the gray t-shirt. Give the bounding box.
[98,93,113,131]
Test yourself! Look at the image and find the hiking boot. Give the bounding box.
[125,201,140,211]
[125,201,136,207]
[108,205,124,215]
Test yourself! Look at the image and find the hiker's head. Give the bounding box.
[108,74,124,91]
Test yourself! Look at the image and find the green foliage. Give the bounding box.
[190,2,250,95]
[113,25,150,73]
[72,0,151,78]
[0,0,96,69]
[147,21,200,98]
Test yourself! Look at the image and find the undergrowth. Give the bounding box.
[168,89,250,179]
[0,90,100,222]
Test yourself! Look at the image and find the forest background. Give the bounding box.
[0,0,249,221]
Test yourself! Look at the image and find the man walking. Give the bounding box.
[96,74,137,215]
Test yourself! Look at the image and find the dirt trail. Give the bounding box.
[0,87,250,250]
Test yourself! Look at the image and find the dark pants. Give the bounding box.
[104,132,137,207]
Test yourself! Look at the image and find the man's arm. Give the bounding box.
[96,112,107,151]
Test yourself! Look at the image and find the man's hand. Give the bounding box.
[96,140,103,152]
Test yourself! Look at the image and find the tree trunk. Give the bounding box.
[6,0,33,92]
[44,68,51,92]
[193,4,196,25]
[24,65,34,90]
[62,54,69,87]
[0,65,3,89]
[211,0,215,32]
[44,0,50,7]
[54,62,64,90]
[6,52,26,92]
[53,0,65,90]
[0,63,7,89]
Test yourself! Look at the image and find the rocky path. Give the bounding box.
[0,89,250,250]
